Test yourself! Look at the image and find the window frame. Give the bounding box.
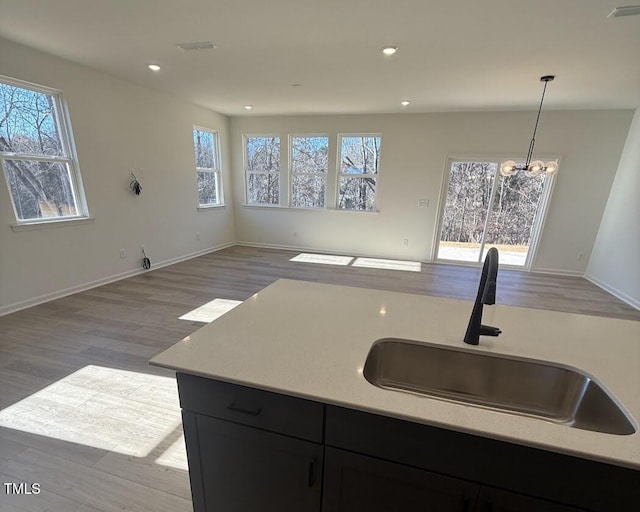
[336,133,382,212]
[193,126,224,208]
[432,154,558,270]
[288,133,329,209]
[0,75,89,225]
[243,134,281,206]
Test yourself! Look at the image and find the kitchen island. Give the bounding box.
[151,279,640,511]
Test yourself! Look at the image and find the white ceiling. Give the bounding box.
[0,0,638,116]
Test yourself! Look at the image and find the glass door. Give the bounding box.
[435,160,553,268]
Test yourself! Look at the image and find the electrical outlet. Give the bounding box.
[119,248,126,259]
[418,199,429,208]
[402,239,409,247]
[141,246,145,255]
[196,233,201,241]
[577,252,585,261]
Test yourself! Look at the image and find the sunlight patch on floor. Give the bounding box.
[437,244,527,266]
[0,365,183,458]
[352,257,422,272]
[179,298,242,323]
[155,434,189,471]
[290,253,353,265]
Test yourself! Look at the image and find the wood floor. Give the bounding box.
[1,245,638,511]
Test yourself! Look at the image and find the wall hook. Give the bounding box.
[130,171,142,195]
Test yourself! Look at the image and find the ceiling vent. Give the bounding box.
[176,41,216,51]
[607,5,640,17]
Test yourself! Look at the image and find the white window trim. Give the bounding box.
[243,134,281,206]
[0,75,89,225]
[336,133,382,212]
[289,134,329,209]
[193,126,223,207]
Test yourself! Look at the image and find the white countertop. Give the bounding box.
[150,279,640,470]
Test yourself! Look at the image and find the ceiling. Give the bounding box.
[0,0,638,116]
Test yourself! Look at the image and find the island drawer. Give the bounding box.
[177,373,324,442]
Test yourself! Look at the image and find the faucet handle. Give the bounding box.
[479,324,502,337]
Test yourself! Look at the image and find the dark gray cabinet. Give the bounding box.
[187,413,322,512]
[323,447,479,512]
[177,373,638,512]
[475,487,585,512]
[177,373,324,512]
[321,449,586,512]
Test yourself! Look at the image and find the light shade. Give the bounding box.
[526,160,545,176]
[544,161,559,175]
[499,160,518,176]
[382,46,398,56]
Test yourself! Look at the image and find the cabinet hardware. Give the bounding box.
[308,457,318,488]
[227,402,262,416]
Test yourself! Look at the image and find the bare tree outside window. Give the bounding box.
[246,136,280,205]
[1,78,86,222]
[290,136,328,208]
[338,135,381,211]
[438,161,549,266]
[193,128,222,206]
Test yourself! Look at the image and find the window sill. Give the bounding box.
[11,216,95,232]
[241,204,379,214]
[197,204,226,211]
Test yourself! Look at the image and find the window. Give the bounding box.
[0,77,87,223]
[435,158,555,269]
[338,135,381,211]
[193,127,222,206]
[290,135,328,208]
[245,136,280,205]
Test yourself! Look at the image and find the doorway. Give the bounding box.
[434,159,554,269]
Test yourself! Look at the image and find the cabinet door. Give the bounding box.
[189,413,323,512]
[322,447,479,512]
[476,487,586,512]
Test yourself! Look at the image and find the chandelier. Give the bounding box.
[500,75,559,177]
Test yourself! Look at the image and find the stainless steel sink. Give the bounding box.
[363,338,636,435]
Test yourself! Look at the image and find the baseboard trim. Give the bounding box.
[530,267,584,277]
[584,273,640,311]
[0,241,236,317]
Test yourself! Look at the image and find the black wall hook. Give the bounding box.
[130,171,142,195]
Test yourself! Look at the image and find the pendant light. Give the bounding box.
[500,75,559,177]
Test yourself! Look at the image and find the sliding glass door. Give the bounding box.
[435,159,554,268]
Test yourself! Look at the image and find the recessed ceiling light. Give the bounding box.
[244,105,253,110]
[382,46,398,56]
[401,100,410,107]
[147,64,161,71]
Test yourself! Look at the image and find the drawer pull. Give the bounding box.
[308,457,318,488]
[227,402,262,416]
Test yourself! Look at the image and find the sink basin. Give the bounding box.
[363,339,636,435]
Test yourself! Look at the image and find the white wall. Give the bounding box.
[0,39,235,314]
[587,108,640,308]
[230,111,632,273]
